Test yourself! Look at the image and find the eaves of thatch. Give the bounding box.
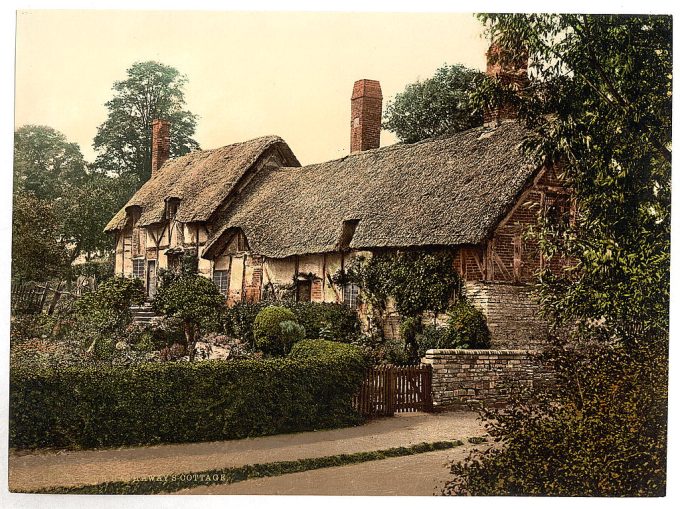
[104,136,299,232]
[203,121,538,260]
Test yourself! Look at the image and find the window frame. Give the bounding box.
[132,258,145,280]
[212,269,230,296]
[343,283,360,310]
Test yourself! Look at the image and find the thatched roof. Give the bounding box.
[104,136,299,231]
[203,121,537,259]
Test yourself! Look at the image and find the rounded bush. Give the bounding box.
[446,299,491,349]
[253,306,298,356]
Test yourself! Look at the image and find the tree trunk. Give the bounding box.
[184,321,196,361]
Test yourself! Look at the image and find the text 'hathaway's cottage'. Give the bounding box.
[105,44,573,350]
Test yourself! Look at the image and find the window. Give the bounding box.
[343,284,360,310]
[165,198,180,220]
[213,270,230,296]
[132,258,145,280]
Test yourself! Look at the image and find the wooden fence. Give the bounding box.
[353,364,433,417]
[10,277,95,315]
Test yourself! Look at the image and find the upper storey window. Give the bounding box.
[165,197,181,220]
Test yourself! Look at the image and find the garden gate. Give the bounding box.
[353,364,433,417]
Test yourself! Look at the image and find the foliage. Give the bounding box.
[13,125,126,263]
[446,342,667,496]
[12,191,70,281]
[224,301,360,347]
[446,300,491,349]
[93,61,200,187]
[346,251,462,358]
[445,14,671,496]
[70,258,115,282]
[383,64,484,143]
[350,334,411,365]
[278,321,306,353]
[253,306,298,356]
[10,350,367,449]
[347,251,461,319]
[289,339,367,364]
[280,301,360,341]
[71,277,145,359]
[153,273,226,359]
[223,301,267,347]
[13,125,87,201]
[414,302,491,358]
[475,14,671,346]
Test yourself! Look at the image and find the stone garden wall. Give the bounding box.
[423,349,554,409]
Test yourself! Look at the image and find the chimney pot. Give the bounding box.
[350,79,382,153]
[151,119,171,178]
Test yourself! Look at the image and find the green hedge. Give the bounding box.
[290,339,366,361]
[10,349,368,450]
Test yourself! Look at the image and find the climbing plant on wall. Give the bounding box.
[343,251,462,358]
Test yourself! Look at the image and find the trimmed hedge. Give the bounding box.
[10,348,368,450]
[290,339,366,361]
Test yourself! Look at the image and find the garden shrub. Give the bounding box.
[446,342,667,496]
[280,302,360,342]
[10,347,368,449]
[253,306,297,356]
[223,301,267,347]
[153,273,226,360]
[69,277,145,359]
[224,301,360,346]
[278,321,306,354]
[445,300,491,349]
[289,339,367,363]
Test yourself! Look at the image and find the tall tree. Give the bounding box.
[93,61,199,187]
[14,125,87,200]
[383,64,484,143]
[13,125,126,267]
[446,14,670,496]
[12,191,70,281]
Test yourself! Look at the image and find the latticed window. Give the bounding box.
[132,258,145,280]
[343,284,360,310]
[213,270,229,296]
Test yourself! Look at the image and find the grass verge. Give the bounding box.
[29,440,464,495]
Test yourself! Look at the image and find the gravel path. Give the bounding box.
[9,411,484,492]
[178,444,490,496]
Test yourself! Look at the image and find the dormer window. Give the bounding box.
[125,205,142,225]
[165,197,181,220]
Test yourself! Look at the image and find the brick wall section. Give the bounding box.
[423,349,554,409]
[350,79,382,153]
[465,281,548,349]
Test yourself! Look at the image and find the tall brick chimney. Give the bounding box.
[484,42,528,126]
[350,79,382,153]
[151,119,171,178]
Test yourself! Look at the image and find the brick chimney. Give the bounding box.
[350,79,382,153]
[484,42,528,126]
[151,119,171,178]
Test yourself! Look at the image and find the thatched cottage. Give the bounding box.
[105,45,572,349]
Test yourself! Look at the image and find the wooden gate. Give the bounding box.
[353,364,433,417]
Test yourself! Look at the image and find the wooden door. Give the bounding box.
[147,260,157,299]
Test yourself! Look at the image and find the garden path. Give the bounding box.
[9,411,484,492]
[178,443,491,496]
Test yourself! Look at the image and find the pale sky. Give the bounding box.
[15,10,488,165]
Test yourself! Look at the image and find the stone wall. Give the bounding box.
[423,349,554,409]
[465,281,548,350]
